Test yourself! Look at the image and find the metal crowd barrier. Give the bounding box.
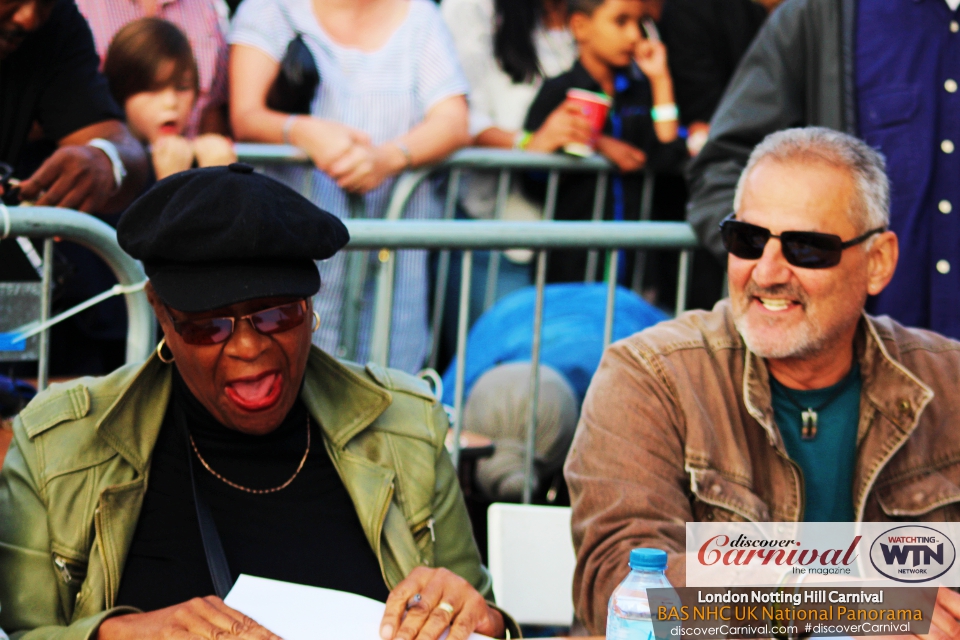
[1,206,155,390]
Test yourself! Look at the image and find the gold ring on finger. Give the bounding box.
[438,602,455,616]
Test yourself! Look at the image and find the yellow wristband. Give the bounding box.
[514,131,533,150]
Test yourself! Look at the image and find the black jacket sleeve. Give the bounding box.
[659,0,767,125]
[35,0,124,142]
[684,0,844,259]
[524,74,572,132]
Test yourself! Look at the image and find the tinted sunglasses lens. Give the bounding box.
[781,232,843,268]
[722,220,769,259]
[250,302,306,335]
[178,318,234,345]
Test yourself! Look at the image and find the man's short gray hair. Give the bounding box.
[733,127,890,231]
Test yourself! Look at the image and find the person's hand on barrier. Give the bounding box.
[380,567,505,640]
[596,136,647,173]
[96,596,281,640]
[151,135,196,180]
[525,101,592,153]
[193,133,238,168]
[290,116,370,173]
[328,142,407,193]
[18,144,117,212]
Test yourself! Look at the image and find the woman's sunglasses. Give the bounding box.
[166,299,308,345]
[719,214,885,269]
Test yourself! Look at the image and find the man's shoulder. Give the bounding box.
[614,301,743,360]
[867,314,960,368]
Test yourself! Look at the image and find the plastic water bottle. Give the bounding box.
[606,548,674,640]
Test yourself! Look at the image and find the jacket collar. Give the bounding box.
[95,346,393,472]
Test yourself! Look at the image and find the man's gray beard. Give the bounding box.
[731,282,826,359]
[734,310,827,359]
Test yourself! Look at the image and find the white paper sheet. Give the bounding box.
[225,575,493,640]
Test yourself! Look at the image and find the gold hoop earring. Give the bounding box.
[312,311,321,332]
[156,337,175,363]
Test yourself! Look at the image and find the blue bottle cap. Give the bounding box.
[630,548,668,570]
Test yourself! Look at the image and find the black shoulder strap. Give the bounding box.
[175,403,234,599]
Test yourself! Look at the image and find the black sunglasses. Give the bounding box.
[719,214,885,269]
[165,300,308,345]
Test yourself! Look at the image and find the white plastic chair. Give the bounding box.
[486,503,576,626]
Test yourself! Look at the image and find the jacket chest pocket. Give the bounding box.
[689,467,772,523]
[875,465,960,520]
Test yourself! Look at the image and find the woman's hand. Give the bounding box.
[96,596,281,640]
[634,38,670,82]
[327,142,407,193]
[151,135,195,180]
[194,133,238,168]
[525,101,592,153]
[289,116,371,174]
[596,136,647,173]
[380,567,505,640]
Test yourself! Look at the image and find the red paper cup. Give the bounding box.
[564,88,612,157]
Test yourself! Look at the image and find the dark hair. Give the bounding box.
[493,0,542,84]
[566,0,606,16]
[104,18,199,104]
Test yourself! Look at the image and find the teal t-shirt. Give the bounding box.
[769,364,861,522]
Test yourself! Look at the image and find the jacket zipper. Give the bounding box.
[52,553,87,586]
[411,517,436,542]
[374,481,396,586]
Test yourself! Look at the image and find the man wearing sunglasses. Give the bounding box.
[565,128,960,635]
[0,164,516,640]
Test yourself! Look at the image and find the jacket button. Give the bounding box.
[705,512,714,521]
[898,399,912,414]
[914,491,925,503]
[711,484,722,495]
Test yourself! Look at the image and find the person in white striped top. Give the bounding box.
[229,0,470,373]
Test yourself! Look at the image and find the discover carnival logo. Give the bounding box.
[869,526,956,583]
[697,534,861,574]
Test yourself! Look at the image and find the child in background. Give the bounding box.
[522,0,688,284]
[104,18,236,180]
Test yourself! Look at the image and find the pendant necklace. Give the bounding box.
[778,373,857,441]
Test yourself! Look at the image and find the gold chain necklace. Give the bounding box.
[189,416,311,494]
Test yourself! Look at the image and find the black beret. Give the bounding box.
[118,163,349,312]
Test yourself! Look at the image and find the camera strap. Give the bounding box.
[175,402,234,599]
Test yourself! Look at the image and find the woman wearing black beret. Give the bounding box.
[0,164,514,640]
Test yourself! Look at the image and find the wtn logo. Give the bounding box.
[870,526,956,583]
[879,543,944,566]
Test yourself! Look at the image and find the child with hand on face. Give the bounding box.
[522,0,688,282]
[104,18,236,180]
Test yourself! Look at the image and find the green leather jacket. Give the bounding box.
[0,347,494,640]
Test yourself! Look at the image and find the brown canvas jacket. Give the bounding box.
[565,300,960,634]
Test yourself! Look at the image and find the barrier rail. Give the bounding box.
[2,207,155,390]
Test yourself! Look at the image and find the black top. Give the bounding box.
[116,370,389,610]
[523,60,688,282]
[658,0,767,124]
[0,0,122,171]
